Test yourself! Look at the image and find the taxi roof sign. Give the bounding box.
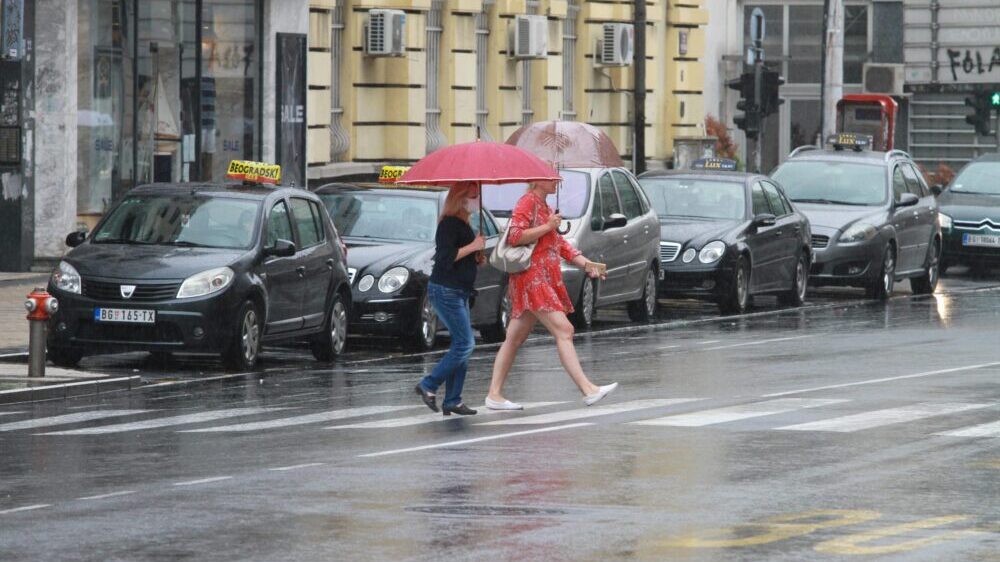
[225,160,281,184]
[827,133,872,152]
[691,158,738,172]
[378,165,411,184]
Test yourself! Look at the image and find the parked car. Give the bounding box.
[315,182,510,350]
[638,159,811,314]
[937,153,1000,274]
[47,174,352,371]
[482,167,661,327]
[771,134,942,299]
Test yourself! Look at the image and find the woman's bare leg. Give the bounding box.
[486,313,537,402]
[534,310,600,396]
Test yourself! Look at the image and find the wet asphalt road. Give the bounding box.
[0,271,998,561]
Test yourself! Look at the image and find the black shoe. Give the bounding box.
[415,384,438,412]
[442,403,477,416]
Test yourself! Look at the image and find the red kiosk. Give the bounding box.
[836,94,898,151]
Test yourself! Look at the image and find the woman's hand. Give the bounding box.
[546,213,563,232]
[469,235,486,252]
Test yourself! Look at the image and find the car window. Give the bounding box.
[91,195,260,249]
[892,166,907,202]
[318,192,438,242]
[950,161,1000,195]
[309,201,328,241]
[767,181,795,215]
[771,160,887,206]
[903,164,928,197]
[751,182,772,215]
[639,178,746,220]
[598,173,621,220]
[481,170,590,219]
[290,198,322,248]
[761,182,787,217]
[267,200,295,248]
[612,171,644,219]
[469,211,498,237]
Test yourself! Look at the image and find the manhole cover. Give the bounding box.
[405,505,566,517]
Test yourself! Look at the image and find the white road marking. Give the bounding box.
[146,393,193,402]
[478,399,703,426]
[936,420,1000,438]
[776,403,992,433]
[696,340,721,345]
[763,362,1000,398]
[0,504,51,515]
[656,345,680,350]
[359,422,593,458]
[76,490,136,501]
[38,408,283,435]
[0,411,25,417]
[268,463,327,472]
[172,476,233,487]
[702,335,816,351]
[328,402,567,429]
[180,405,419,433]
[0,410,150,432]
[631,398,847,427]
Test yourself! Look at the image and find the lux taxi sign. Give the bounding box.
[225,160,282,184]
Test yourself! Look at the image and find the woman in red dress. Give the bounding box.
[484,180,618,410]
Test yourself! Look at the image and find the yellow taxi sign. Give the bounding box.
[225,160,281,184]
[378,165,411,184]
[692,158,738,171]
[827,133,872,152]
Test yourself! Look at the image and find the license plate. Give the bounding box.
[962,233,1000,248]
[94,308,156,323]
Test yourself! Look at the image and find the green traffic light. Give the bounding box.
[992,92,1000,107]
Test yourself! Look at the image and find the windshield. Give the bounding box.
[951,162,1000,195]
[639,178,746,220]
[771,160,887,206]
[319,193,439,242]
[480,170,590,219]
[92,195,261,249]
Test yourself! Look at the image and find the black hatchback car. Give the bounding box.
[47,177,352,371]
[315,182,509,350]
[638,159,811,314]
[937,153,1000,273]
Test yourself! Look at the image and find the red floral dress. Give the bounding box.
[507,192,582,318]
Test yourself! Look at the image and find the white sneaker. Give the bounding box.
[583,383,618,406]
[484,397,524,410]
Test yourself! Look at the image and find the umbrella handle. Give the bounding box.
[555,180,569,234]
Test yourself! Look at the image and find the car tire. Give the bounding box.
[718,256,750,315]
[480,290,511,344]
[48,346,83,368]
[569,276,596,329]
[311,292,348,362]
[865,245,895,301]
[939,260,950,276]
[222,300,262,372]
[408,291,438,351]
[626,267,658,322]
[910,238,940,295]
[779,253,809,307]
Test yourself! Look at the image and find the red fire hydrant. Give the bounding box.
[24,288,58,377]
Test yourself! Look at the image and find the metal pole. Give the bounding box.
[633,0,647,174]
[28,320,45,377]
[818,0,830,143]
[753,58,763,173]
[995,108,999,153]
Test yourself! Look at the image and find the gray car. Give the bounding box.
[771,138,941,299]
[483,167,661,327]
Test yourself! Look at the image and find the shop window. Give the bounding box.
[844,5,869,85]
[790,99,822,150]
[787,5,822,84]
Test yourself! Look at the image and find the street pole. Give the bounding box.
[995,108,999,153]
[633,0,646,174]
[753,56,763,173]
[822,0,844,140]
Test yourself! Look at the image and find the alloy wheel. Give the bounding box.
[927,241,940,288]
[736,264,749,309]
[421,295,437,348]
[644,270,657,317]
[795,258,807,302]
[241,309,260,364]
[581,278,595,326]
[330,299,348,355]
[883,249,895,294]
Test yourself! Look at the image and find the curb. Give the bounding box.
[0,375,142,405]
[0,275,48,288]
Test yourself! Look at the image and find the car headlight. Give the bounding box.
[839,222,878,243]
[938,213,952,230]
[682,248,696,263]
[176,267,234,299]
[378,267,410,293]
[358,274,375,292]
[698,241,726,264]
[51,261,81,294]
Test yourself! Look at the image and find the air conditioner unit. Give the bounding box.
[863,63,905,96]
[365,9,406,57]
[509,14,548,59]
[597,23,634,66]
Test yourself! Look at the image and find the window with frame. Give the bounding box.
[762,182,789,216]
[290,198,322,248]
[903,164,928,197]
[613,171,644,219]
[267,200,294,248]
[598,173,621,220]
[892,167,908,202]
[752,182,772,215]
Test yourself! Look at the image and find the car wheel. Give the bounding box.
[718,256,750,315]
[779,253,809,307]
[48,346,83,368]
[939,260,950,276]
[866,245,895,301]
[910,238,940,295]
[222,300,262,372]
[570,276,596,329]
[627,267,658,322]
[311,293,348,362]
[481,290,511,344]
[408,291,438,351]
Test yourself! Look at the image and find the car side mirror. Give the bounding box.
[896,193,919,208]
[752,213,776,228]
[603,213,628,230]
[264,239,296,257]
[65,231,87,248]
[931,184,943,196]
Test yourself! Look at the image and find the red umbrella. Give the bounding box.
[506,120,624,168]
[395,141,561,186]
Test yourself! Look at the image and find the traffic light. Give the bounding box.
[965,92,992,137]
[761,69,785,117]
[728,72,758,138]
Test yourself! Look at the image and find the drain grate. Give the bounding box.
[405,505,567,517]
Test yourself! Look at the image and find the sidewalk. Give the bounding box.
[0,273,50,353]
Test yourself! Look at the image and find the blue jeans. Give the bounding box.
[419,282,475,408]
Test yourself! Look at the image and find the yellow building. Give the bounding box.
[307,0,708,181]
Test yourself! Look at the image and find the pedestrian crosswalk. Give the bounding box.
[0,399,994,439]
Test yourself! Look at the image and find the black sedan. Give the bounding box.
[47,181,353,371]
[315,183,509,350]
[638,161,811,314]
[938,154,1000,274]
